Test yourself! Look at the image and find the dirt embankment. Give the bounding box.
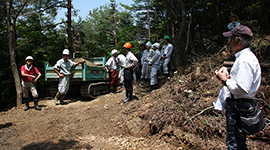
[0,43,269,149]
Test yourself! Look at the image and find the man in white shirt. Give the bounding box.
[106,49,119,93]
[123,42,138,102]
[160,35,173,78]
[147,43,161,92]
[53,49,84,105]
[215,25,261,150]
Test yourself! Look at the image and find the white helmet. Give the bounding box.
[111,49,118,55]
[153,43,160,49]
[25,56,34,61]
[146,42,152,48]
[62,49,70,55]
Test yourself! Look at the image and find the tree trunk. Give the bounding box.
[171,0,175,44]
[174,0,187,67]
[114,3,117,47]
[67,0,72,54]
[147,0,151,41]
[6,17,22,106]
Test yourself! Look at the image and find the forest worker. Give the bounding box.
[147,43,161,92]
[21,56,42,111]
[123,42,138,103]
[228,14,240,31]
[105,49,119,93]
[140,41,151,84]
[53,49,84,105]
[138,43,145,66]
[215,25,261,149]
[160,35,173,78]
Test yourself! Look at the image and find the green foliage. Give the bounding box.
[1,0,270,111]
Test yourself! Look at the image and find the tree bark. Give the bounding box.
[171,0,175,44]
[185,0,193,53]
[67,0,72,54]
[114,2,117,47]
[147,0,151,41]
[179,0,187,66]
[173,0,186,67]
[4,2,23,106]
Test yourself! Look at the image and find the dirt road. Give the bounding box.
[0,86,178,150]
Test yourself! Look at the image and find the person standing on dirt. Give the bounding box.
[215,25,261,149]
[160,35,173,78]
[141,41,152,84]
[123,42,138,103]
[21,56,42,111]
[53,49,84,105]
[106,49,119,93]
[228,14,240,31]
[147,43,161,92]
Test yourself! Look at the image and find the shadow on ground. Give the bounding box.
[21,139,92,150]
[0,122,12,130]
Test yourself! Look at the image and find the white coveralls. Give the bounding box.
[53,58,76,95]
[146,48,154,79]
[117,54,126,84]
[148,49,161,86]
[141,49,149,79]
[160,43,173,74]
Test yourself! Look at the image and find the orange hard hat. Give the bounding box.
[123,42,132,49]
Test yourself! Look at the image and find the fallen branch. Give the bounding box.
[183,106,214,125]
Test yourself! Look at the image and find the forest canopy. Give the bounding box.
[0,0,269,111]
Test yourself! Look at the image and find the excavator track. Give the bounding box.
[80,82,111,98]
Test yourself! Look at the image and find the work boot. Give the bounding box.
[59,95,65,105]
[24,98,29,111]
[113,86,117,93]
[147,85,154,92]
[55,92,60,105]
[34,98,41,110]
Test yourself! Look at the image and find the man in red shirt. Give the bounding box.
[21,56,42,111]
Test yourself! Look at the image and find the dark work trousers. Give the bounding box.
[225,98,254,150]
[124,68,133,99]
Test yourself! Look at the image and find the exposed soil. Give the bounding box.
[72,58,103,67]
[0,42,269,149]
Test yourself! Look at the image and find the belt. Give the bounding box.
[124,68,133,70]
[23,80,32,83]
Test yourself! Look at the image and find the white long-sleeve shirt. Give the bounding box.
[125,51,138,68]
[161,43,173,58]
[117,54,126,68]
[148,50,161,66]
[226,47,261,99]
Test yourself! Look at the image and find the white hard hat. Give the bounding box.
[153,43,160,49]
[146,42,152,47]
[111,49,118,55]
[62,49,70,55]
[25,56,34,61]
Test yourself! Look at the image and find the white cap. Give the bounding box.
[153,43,160,49]
[146,42,152,47]
[62,49,70,55]
[111,49,118,55]
[25,56,34,61]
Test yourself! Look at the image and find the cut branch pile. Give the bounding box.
[116,45,270,149]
